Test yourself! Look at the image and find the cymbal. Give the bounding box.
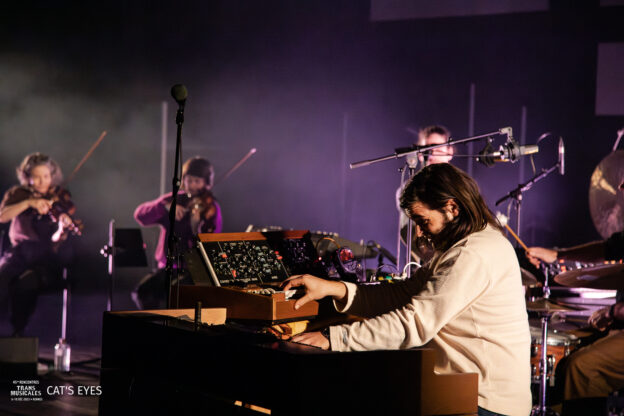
[554,264,624,290]
[589,150,624,239]
[520,267,539,286]
[526,298,579,314]
[515,247,545,285]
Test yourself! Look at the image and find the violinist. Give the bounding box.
[132,156,222,309]
[0,152,76,336]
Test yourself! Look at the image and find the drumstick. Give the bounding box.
[504,224,529,251]
[495,211,530,252]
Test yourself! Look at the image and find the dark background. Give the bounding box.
[1,1,623,344]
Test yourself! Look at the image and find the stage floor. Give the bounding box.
[0,290,139,415]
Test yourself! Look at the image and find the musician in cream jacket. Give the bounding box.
[284,163,531,416]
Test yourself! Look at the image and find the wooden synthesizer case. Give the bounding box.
[179,230,327,323]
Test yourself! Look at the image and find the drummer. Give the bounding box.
[527,231,624,402]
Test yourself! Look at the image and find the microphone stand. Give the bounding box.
[166,94,185,309]
[350,130,502,169]
[350,128,509,277]
[402,159,418,277]
[495,162,561,240]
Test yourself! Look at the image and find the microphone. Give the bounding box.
[501,141,539,162]
[171,84,187,125]
[558,137,565,175]
[170,84,188,105]
[491,126,538,162]
[476,140,539,165]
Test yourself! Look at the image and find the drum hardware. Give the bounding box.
[529,323,580,386]
[530,354,557,387]
[530,308,570,416]
[528,255,623,415]
[528,265,580,416]
[546,355,556,382]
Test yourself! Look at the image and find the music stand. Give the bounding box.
[100,220,148,311]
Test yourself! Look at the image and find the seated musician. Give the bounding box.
[527,232,624,402]
[132,156,222,309]
[285,163,531,416]
[0,153,75,336]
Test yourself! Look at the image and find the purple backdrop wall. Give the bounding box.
[1,0,623,299]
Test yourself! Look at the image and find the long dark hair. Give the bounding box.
[399,163,502,251]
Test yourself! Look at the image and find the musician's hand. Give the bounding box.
[58,213,72,229]
[189,204,201,223]
[282,274,347,310]
[588,306,613,331]
[525,252,541,269]
[526,247,557,264]
[291,331,330,350]
[29,198,53,215]
[51,213,72,243]
[175,205,187,221]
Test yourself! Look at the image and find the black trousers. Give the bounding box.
[0,242,72,335]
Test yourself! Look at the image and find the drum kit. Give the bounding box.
[526,260,623,416]
[527,146,624,416]
[254,139,624,415]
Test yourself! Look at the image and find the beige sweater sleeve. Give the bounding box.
[329,243,490,351]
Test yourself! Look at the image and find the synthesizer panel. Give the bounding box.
[194,230,326,287]
[179,231,324,323]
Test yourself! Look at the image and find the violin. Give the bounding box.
[27,186,83,236]
[166,189,217,222]
[48,187,83,236]
[186,192,217,221]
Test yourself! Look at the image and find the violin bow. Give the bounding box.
[214,147,257,187]
[64,130,108,185]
